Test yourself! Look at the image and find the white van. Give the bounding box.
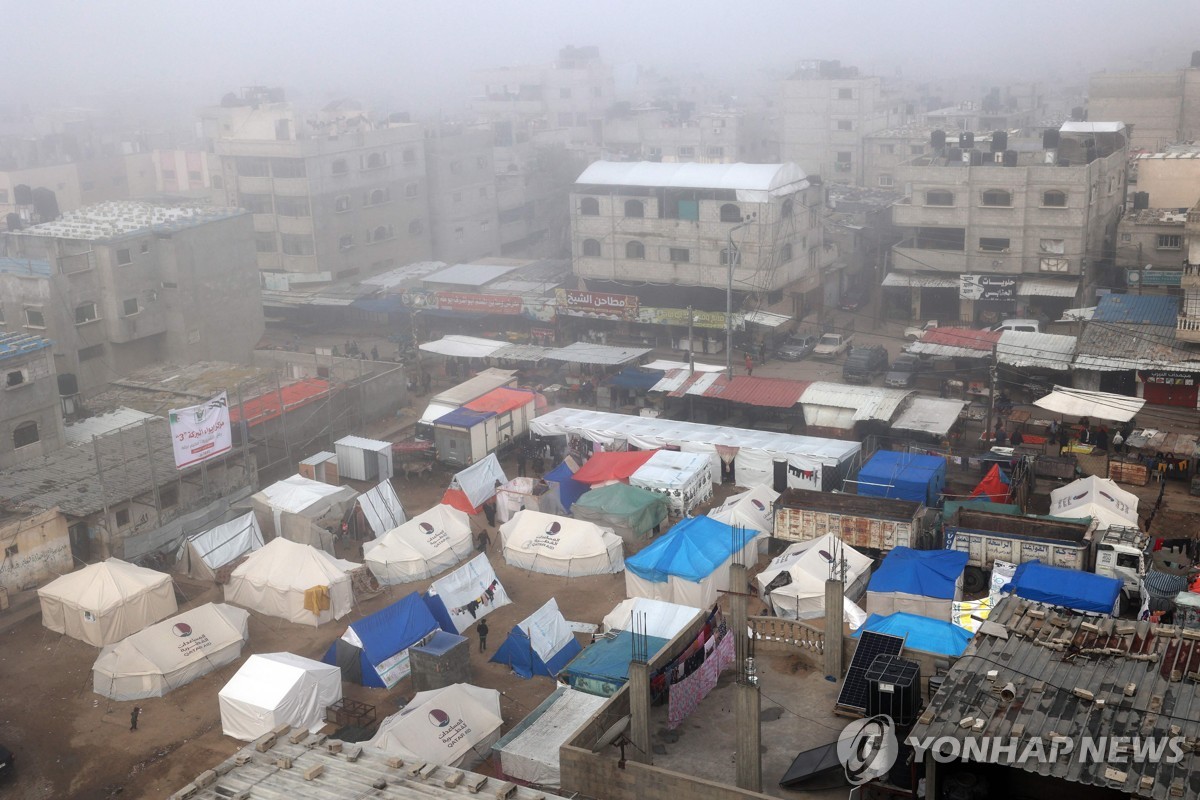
[992,318,1041,334]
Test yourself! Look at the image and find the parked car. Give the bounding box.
[905,320,938,340]
[776,333,819,361]
[813,322,855,359]
[839,287,866,312]
[884,353,922,388]
[843,345,889,384]
[991,318,1041,334]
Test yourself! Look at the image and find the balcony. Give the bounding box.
[271,177,310,196]
[1177,315,1200,344]
[1183,263,1200,289]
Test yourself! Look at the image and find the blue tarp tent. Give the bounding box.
[1003,561,1122,615]
[857,450,946,505]
[490,598,582,679]
[323,592,440,688]
[867,547,968,621]
[606,367,665,391]
[853,612,973,657]
[545,459,588,513]
[561,630,670,697]
[435,407,496,428]
[625,516,760,608]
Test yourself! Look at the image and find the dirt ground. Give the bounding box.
[0,450,747,800]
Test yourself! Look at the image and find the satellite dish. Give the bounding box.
[591,715,631,753]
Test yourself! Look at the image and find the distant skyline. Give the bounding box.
[2,0,1198,121]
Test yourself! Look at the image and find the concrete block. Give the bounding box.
[494,781,518,800]
[194,770,217,788]
[326,740,343,754]
[288,729,309,744]
[467,774,489,793]
[386,756,405,769]
[254,733,277,752]
[444,770,464,788]
[234,753,252,766]
[420,762,440,780]
[345,745,362,763]
[1073,688,1094,701]
[276,756,292,770]
[272,723,292,738]
[1104,767,1127,783]
[304,764,324,781]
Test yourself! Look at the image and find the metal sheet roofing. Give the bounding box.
[359,260,448,289]
[230,378,332,427]
[881,272,960,289]
[63,408,158,447]
[334,435,391,452]
[1093,294,1179,326]
[575,160,808,194]
[890,397,967,436]
[995,331,1076,370]
[0,256,52,278]
[0,330,53,362]
[490,343,557,362]
[744,310,794,328]
[1018,278,1079,298]
[711,376,810,408]
[464,386,537,415]
[543,341,651,366]
[421,262,517,287]
[418,335,511,358]
[907,327,999,358]
[14,202,245,241]
[1060,120,1125,133]
[799,383,915,424]
[431,368,518,406]
[1074,323,1200,371]
[907,595,1200,800]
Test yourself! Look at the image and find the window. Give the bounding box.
[837,88,854,100]
[1120,233,1132,242]
[782,198,794,218]
[405,182,419,198]
[580,197,600,216]
[187,171,201,182]
[454,226,465,242]
[1040,257,1069,273]
[255,233,276,253]
[781,243,794,262]
[122,298,139,316]
[720,248,733,266]
[239,193,273,214]
[625,240,645,259]
[271,158,306,178]
[403,148,416,164]
[925,190,954,206]
[669,247,690,263]
[275,197,310,217]
[979,237,1010,252]
[647,146,662,159]
[12,421,38,449]
[74,302,98,325]
[720,203,742,223]
[334,195,351,213]
[878,175,894,187]
[981,189,1012,207]
[1040,238,1065,254]
[1042,190,1067,207]
[159,485,178,508]
[235,157,269,177]
[116,248,132,265]
[362,152,388,170]
[836,120,853,131]
[366,188,391,206]
[677,146,696,158]
[115,508,130,528]
[582,238,601,257]
[369,225,395,243]
[707,146,724,158]
[6,370,24,388]
[139,241,149,254]
[560,88,572,99]
[78,344,105,361]
[281,234,315,256]
[450,160,462,175]
[331,158,349,175]
[1158,235,1182,250]
[910,145,924,155]
[339,235,355,251]
[624,199,644,218]
[407,219,423,237]
[880,144,896,155]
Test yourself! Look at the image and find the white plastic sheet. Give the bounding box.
[358,481,407,538]
[427,554,511,634]
[363,505,474,584]
[451,453,508,509]
[175,513,264,580]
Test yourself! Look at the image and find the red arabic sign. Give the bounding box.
[555,288,639,319]
[436,292,523,315]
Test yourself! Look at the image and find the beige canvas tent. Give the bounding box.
[499,510,624,577]
[224,538,355,626]
[363,504,474,584]
[175,512,264,580]
[38,558,178,646]
[250,474,359,553]
[367,683,503,769]
[92,603,250,700]
[218,652,342,741]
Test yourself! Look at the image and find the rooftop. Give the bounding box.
[1075,322,1200,372]
[1123,208,1189,225]
[87,362,277,417]
[422,262,518,287]
[575,160,809,195]
[0,330,52,362]
[1093,293,1179,326]
[11,202,246,242]
[63,408,159,447]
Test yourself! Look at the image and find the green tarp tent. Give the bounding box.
[572,483,668,542]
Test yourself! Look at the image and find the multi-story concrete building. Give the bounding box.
[570,161,829,313]
[603,106,761,164]
[204,88,432,279]
[0,153,158,224]
[1117,208,1188,274]
[886,122,1128,323]
[863,127,931,191]
[1177,200,1200,344]
[779,60,898,184]
[0,202,263,398]
[1134,150,1200,210]
[1088,58,1200,151]
[423,125,500,264]
[0,330,65,468]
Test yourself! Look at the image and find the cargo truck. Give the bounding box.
[773,489,934,555]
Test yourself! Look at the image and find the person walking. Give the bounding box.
[130,706,141,732]
[994,423,1008,447]
[482,494,497,527]
[516,444,527,477]
[1112,428,1125,455]
[477,619,489,653]
[476,528,491,553]
[370,345,379,362]
[744,353,754,377]
[758,339,767,364]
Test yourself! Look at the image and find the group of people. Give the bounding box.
[329,340,380,362]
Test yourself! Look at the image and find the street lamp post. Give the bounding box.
[726,216,756,380]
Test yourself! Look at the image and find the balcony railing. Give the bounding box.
[1177,315,1200,342]
[748,616,825,655]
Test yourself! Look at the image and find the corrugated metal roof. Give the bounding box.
[907,327,999,358]
[890,397,966,436]
[575,160,807,193]
[334,435,391,452]
[15,202,245,241]
[1018,278,1079,298]
[544,342,651,366]
[419,335,511,358]
[1074,323,1200,371]
[1093,294,1179,326]
[230,378,332,427]
[995,331,1076,370]
[63,408,159,447]
[907,595,1200,799]
[1060,120,1124,133]
[359,260,448,288]
[422,262,517,287]
[799,382,914,423]
[710,376,810,408]
[881,272,959,289]
[490,343,556,362]
[744,310,794,328]
[0,330,53,362]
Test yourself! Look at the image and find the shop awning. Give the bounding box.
[1033,386,1144,422]
[1017,278,1079,298]
[881,272,959,289]
[890,398,967,437]
[544,342,651,366]
[418,335,509,358]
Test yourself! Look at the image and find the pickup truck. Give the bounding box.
[904,320,938,340]
[942,507,1148,610]
[813,328,854,359]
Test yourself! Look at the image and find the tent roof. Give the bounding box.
[500,510,618,560]
[629,450,709,488]
[706,484,779,533]
[363,505,472,565]
[419,335,510,358]
[544,458,588,513]
[853,612,972,657]
[868,547,968,599]
[572,482,667,516]
[254,474,356,513]
[563,629,670,684]
[890,397,967,436]
[1033,385,1144,422]
[183,512,263,569]
[756,534,873,596]
[601,598,701,639]
[1049,476,1138,528]
[94,603,248,679]
[340,593,439,668]
[220,652,339,710]
[230,538,355,590]
[572,449,658,484]
[626,516,758,584]
[39,558,171,611]
[1004,561,1122,614]
[464,387,537,415]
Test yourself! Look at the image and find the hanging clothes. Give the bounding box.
[303,585,331,615]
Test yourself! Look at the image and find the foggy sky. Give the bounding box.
[4,0,1200,119]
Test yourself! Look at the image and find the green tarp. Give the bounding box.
[572,483,668,542]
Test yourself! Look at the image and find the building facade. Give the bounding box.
[1134,150,1200,210]
[603,107,758,164]
[863,128,931,191]
[423,125,500,264]
[1117,209,1188,274]
[1178,199,1200,344]
[1,202,264,398]
[0,331,64,468]
[1087,60,1200,151]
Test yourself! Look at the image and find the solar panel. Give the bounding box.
[836,631,905,712]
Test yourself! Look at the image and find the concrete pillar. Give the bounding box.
[627,660,652,765]
[730,562,748,669]
[824,578,845,680]
[734,681,762,792]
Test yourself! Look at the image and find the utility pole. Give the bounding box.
[142,419,163,529]
[983,340,999,447]
[687,305,695,372]
[726,216,756,380]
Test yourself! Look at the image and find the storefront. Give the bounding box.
[960,274,1018,326]
[880,272,960,320]
[1139,370,1200,408]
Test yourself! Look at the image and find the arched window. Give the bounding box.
[13,421,38,449]
[334,195,351,213]
[372,225,392,242]
[720,203,742,222]
[925,190,954,206]
[339,235,354,250]
[582,239,601,257]
[407,219,423,237]
[368,188,389,206]
[624,199,644,218]
[580,197,600,216]
[981,189,1012,207]
[781,198,794,218]
[1043,190,1067,207]
[365,152,386,170]
[625,240,645,259]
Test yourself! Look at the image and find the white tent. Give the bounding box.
[367,683,503,769]
[1034,385,1144,422]
[493,686,607,788]
[218,652,342,741]
[628,450,713,516]
[427,554,512,634]
[250,474,359,552]
[224,538,355,626]
[92,603,249,700]
[449,453,508,509]
[1049,476,1138,530]
[357,481,406,538]
[39,559,178,647]
[707,484,780,536]
[496,476,563,522]
[756,534,874,622]
[175,513,264,581]
[363,505,474,584]
[600,598,701,639]
[499,509,624,576]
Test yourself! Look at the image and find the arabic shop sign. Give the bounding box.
[1140,371,1197,387]
[555,288,639,319]
[436,292,523,315]
[637,306,745,330]
[1126,270,1183,287]
[960,274,1017,301]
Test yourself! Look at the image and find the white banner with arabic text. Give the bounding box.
[169,392,232,468]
